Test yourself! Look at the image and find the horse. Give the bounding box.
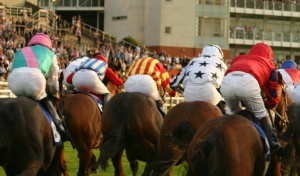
[279,103,300,175]
[186,71,289,176]
[61,74,123,176]
[187,114,266,176]
[146,101,224,176]
[0,96,68,176]
[97,86,166,176]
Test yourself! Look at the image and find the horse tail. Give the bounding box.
[98,114,126,170]
[188,130,224,176]
[149,121,195,175]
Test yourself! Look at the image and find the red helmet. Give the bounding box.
[28,33,52,49]
[95,54,108,63]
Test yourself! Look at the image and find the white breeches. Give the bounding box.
[124,74,161,101]
[8,67,47,100]
[72,69,109,95]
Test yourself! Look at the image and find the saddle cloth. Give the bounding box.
[251,122,271,161]
[38,103,62,146]
[75,91,103,112]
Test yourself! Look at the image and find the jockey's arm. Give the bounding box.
[66,72,74,84]
[169,67,186,94]
[105,67,124,87]
[47,55,59,97]
[165,84,177,97]
[263,69,279,109]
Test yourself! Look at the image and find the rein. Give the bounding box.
[270,83,289,133]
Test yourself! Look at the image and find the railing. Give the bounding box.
[163,94,184,112]
[231,0,300,12]
[0,81,183,112]
[0,82,16,98]
[3,6,32,20]
[80,21,141,50]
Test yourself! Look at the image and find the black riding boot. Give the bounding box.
[156,100,166,118]
[260,116,281,153]
[102,93,110,110]
[40,97,69,142]
[216,100,227,115]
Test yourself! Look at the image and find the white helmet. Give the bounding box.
[201,45,224,60]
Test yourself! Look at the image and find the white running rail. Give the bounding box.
[0,82,16,98]
[0,81,184,111]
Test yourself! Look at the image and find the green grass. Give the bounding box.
[0,142,187,175]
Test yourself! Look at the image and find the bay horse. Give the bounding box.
[186,71,289,176]
[279,103,300,175]
[187,114,266,176]
[146,101,224,176]
[97,89,165,176]
[61,75,123,176]
[0,96,68,176]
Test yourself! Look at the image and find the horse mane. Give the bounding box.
[189,130,224,176]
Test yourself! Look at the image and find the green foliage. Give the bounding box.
[104,34,116,42]
[119,36,139,48]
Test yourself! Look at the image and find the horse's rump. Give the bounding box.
[160,101,223,150]
[0,97,57,175]
[63,92,102,148]
[147,101,223,175]
[187,115,266,176]
[99,92,163,169]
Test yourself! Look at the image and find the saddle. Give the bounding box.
[73,91,103,112]
[236,109,277,161]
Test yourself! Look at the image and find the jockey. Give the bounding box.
[66,53,124,108]
[220,43,281,153]
[63,55,89,90]
[170,44,228,114]
[125,57,177,117]
[278,60,300,144]
[277,60,300,104]
[7,33,69,141]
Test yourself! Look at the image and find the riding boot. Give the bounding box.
[40,97,69,142]
[156,100,166,118]
[260,116,281,154]
[216,100,227,115]
[102,93,110,110]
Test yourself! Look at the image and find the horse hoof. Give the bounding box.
[91,169,98,174]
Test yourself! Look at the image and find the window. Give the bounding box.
[165,27,171,34]
[112,16,127,21]
[197,17,222,36]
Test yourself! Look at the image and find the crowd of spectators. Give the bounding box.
[3,3,300,84]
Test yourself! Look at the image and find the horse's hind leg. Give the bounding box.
[77,150,92,176]
[111,149,125,176]
[125,151,139,176]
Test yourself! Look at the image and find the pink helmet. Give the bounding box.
[28,33,52,49]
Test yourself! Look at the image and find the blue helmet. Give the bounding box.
[281,60,297,69]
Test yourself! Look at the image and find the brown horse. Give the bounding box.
[97,91,164,176]
[146,101,223,175]
[186,72,289,176]
[61,76,122,176]
[279,103,300,175]
[187,114,266,176]
[0,97,68,176]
